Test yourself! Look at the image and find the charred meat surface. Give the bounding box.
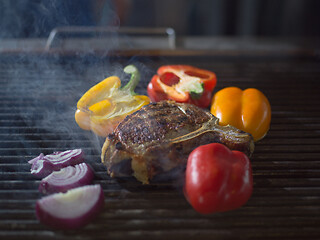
[101,101,254,184]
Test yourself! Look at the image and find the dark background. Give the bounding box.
[0,0,320,38]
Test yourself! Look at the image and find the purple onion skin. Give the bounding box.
[29,149,85,178]
[36,185,104,230]
[28,153,45,165]
[38,163,94,194]
[30,160,54,178]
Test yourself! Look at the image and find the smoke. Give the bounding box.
[2,57,156,158]
[11,58,101,140]
[0,0,139,157]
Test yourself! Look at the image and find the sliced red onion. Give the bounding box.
[39,163,94,194]
[29,149,85,178]
[44,149,85,170]
[36,184,104,230]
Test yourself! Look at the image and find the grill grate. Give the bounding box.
[0,54,320,239]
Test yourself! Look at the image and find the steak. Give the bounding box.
[101,100,254,184]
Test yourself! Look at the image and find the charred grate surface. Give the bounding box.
[0,55,320,239]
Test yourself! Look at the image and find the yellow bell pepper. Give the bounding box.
[75,65,150,136]
[210,87,271,141]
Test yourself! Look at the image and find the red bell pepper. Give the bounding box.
[185,143,253,214]
[147,65,217,108]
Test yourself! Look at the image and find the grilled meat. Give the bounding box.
[101,100,254,184]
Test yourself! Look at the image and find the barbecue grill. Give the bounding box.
[0,30,320,239]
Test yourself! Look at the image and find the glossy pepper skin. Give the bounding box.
[211,87,271,141]
[75,65,150,137]
[185,143,253,214]
[147,65,217,108]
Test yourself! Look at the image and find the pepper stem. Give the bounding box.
[122,65,140,95]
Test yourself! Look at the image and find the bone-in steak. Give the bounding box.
[101,100,254,184]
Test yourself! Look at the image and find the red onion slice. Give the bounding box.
[39,163,94,194]
[36,184,104,230]
[44,149,84,170]
[29,149,85,178]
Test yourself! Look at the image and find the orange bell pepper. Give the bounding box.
[75,65,150,136]
[210,87,271,141]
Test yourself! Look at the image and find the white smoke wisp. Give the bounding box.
[0,1,127,156]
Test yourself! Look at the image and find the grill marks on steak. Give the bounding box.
[102,101,254,184]
[116,102,211,146]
